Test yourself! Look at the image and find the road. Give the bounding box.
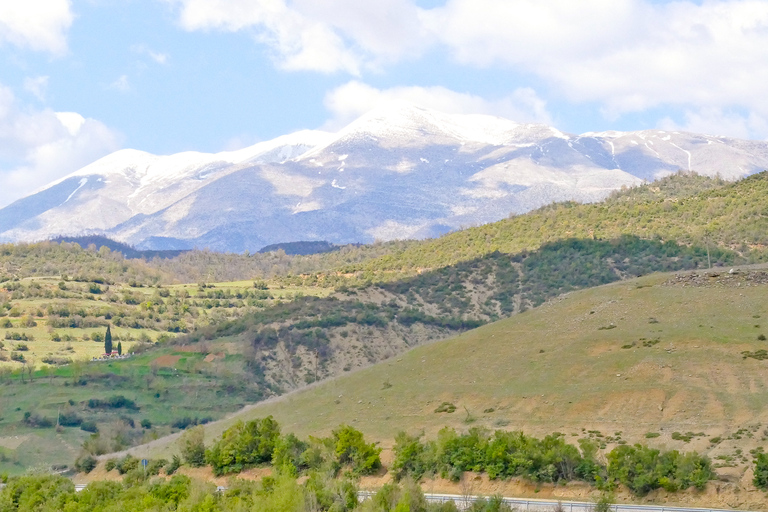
[357,490,753,512]
[70,484,752,511]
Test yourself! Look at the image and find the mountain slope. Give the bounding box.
[2,103,768,252]
[130,267,768,496]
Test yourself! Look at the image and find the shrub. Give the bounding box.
[115,455,139,475]
[606,444,714,494]
[87,395,139,410]
[57,411,82,427]
[206,416,281,476]
[147,459,168,476]
[165,455,182,475]
[179,425,206,467]
[22,412,53,428]
[75,455,97,474]
[333,424,382,475]
[80,421,98,433]
[434,402,457,413]
[754,453,768,489]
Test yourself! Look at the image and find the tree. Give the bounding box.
[754,453,768,489]
[117,341,122,356]
[179,425,206,467]
[104,325,112,354]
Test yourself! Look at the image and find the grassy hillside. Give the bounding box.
[0,236,732,474]
[134,266,768,485]
[0,274,329,371]
[321,172,767,281]
[179,236,734,391]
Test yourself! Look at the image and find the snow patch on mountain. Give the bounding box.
[2,102,768,252]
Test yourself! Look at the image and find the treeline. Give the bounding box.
[392,428,714,495]
[0,473,524,512]
[342,171,768,277]
[50,417,731,512]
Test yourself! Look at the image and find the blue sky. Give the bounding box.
[1,0,768,207]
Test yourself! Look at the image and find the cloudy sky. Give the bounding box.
[1,0,767,207]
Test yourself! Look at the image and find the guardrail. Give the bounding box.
[357,490,752,512]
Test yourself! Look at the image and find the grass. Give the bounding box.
[0,335,268,475]
[0,276,329,370]
[131,268,768,471]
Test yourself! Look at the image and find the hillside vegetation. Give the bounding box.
[179,236,734,392]
[138,267,768,488]
[328,172,767,281]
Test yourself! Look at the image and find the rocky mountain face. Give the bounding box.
[1,102,767,252]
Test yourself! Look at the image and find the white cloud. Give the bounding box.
[23,76,49,101]
[109,75,131,93]
[165,0,432,73]
[658,108,768,140]
[423,0,768,137]
[166,0,364,73]
[0,84,122,208]
[165,0,768,139]
[0,0,73,54]
[323,80,551,130]
[131,44,169,64]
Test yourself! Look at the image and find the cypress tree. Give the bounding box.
[117,341,122,356]
[104,325,113,355]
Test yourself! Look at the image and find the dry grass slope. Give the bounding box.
[131,266,768,482]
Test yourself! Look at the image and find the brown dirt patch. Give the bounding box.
[204,352,225,362]
[153,355,181,367]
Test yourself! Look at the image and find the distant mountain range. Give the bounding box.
[2,102,767,252]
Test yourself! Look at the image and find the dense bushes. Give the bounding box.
[754,453,768,489]
[206,416,282,475]
[204,417,382,478]
[391,428,714,495]
[607,444,714,494]
[392,428,598,484]
[86,395,139,410]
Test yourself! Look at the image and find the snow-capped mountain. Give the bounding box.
[2,102,768,252]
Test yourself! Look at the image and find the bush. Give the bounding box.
[57,411,82,427]
[165,455,182,475]
[22,411,53,428]
[206,416,281,476]
[754,453,768,489]
[434,402,457,413]
[179,425,206,467]
[80,421,98,433]
[606,444,714,494]
[75,455,97,474]
[147,459,167,476]
[333,424,382,475]
[115,455,139,475]
[87,395,139,410]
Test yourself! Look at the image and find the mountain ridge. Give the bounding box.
[2,102,768,252]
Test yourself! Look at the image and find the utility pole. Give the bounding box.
[314,349,318,383]
[706,237,712,269]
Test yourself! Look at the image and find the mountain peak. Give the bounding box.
[2,103,767,252]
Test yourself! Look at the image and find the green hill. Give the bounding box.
[132,266,768,487]
[321,172,767,282]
